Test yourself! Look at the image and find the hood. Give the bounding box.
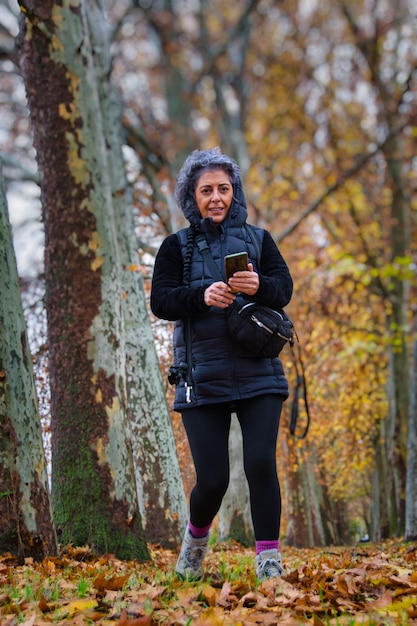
[175,147,248,231]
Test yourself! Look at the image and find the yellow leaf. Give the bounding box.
[376,595,417,615]
[200,585,218,607]
[54,599,98,619]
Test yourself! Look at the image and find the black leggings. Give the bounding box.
[181,394,283,540]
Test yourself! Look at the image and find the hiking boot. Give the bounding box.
[255,548,283,580]
[175,527,209,580]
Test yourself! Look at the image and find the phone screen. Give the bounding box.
[224,252,248,292]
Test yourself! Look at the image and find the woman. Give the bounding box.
[151,147,293,581]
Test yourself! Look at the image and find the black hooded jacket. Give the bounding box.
[150,148,293,411]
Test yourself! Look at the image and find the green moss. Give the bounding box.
[227,513,254,547]
[51,399,148,561]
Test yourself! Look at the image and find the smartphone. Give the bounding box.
[224,251,248,293]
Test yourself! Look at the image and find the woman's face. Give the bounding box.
[195,169,233,224]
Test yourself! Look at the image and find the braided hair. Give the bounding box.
[183,227,196,287]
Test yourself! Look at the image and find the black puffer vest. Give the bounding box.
[172,222,289,410]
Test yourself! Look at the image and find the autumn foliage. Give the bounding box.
[1,539,417,625]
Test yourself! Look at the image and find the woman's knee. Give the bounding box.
[244,453,277,485]
[196,472,229,500]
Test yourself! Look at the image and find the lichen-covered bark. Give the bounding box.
[17,0,186,556]
[125,294,187,545]
[219,414,254,544]
[0,172,57,561]
[17,0,149,559]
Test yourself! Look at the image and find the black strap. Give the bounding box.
[182,228,196,403]
[243,223,261,267]
[197,225,257,283]
[195,233,223,282]
[244,224,311,439]
[289,342,310,439]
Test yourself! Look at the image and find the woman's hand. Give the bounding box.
[228,263,259,296]
[204,282,236,308]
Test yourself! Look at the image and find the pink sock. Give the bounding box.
[256,539,280,555]
[188,521,211,538]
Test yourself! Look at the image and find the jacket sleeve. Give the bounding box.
[253,230,293,309]
[150,234,210,321]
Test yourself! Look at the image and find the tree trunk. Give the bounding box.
[342,4,412,538]
[18,0,186,553]
[281,432,349,547]
[218,414,254,545]
[280,434,310,547]
[0,170,57,561]
[375,132,410,538]
[371,416,391,540]
[16,0,152,559]
[405,336,417,540]
[126,314,188,546]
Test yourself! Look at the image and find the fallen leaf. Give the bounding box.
[200,585,218,607]
[94,571,131,592]
[38,595,53,613]
[115,610,152,625]
[53,598,98,620]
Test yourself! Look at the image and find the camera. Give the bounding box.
[168,364,187,386]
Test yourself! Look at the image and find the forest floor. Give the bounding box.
[1,537,416,625]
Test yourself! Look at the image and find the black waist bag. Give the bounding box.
[193,229,294,358]
[226,300,294,358]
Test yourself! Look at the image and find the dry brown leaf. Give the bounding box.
[94,571,131,592]
[193,605,236,625]
[217,581,239,609]
[132,582,168,601]
[200,584,218,607]
[175,586,200,606]
[37,594,53,613]
[334,596,365,611]
[259,577,303,603]
[240,608,282,624]
[240,591,260,608]
[362,589,393,609]
[115,609,152,625]
[293,593,329,615]
[219,580,232,600]
[88,611,109,622]
[389,573,417,587]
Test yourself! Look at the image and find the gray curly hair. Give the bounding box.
[175,147,241,211]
